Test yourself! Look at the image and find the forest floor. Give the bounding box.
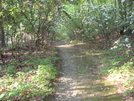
[51,40,124,101]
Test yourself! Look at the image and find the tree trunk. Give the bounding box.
[0,0,5,48]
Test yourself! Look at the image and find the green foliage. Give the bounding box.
[124,89,134,96]
[0,54,59,100]
[99,47,133,74]
[1,0,134,46]
[99,46,134,95]
[56,0,133,47]
[1,0,60,47]
[1,0,133,99]
[5,62,17,75]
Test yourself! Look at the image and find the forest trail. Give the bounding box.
[52,40,123,101]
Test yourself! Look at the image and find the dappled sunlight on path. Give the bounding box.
[53,40,123,101]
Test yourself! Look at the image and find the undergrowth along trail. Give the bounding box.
[0,46,59,101]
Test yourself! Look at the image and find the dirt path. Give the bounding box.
[53,40,123,101]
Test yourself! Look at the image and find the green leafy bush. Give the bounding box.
[0,55,59,100]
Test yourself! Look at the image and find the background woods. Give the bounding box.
[0,0,61,64]
[0,0,133,50]
[0,0,59,48]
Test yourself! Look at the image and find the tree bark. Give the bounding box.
[0,0,5,48]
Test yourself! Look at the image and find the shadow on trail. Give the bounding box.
[52,40,123,101]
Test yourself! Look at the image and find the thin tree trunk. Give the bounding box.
[0,0,5,48]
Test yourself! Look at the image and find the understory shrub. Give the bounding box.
[0,55,59,100]
[99,46,134,95]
